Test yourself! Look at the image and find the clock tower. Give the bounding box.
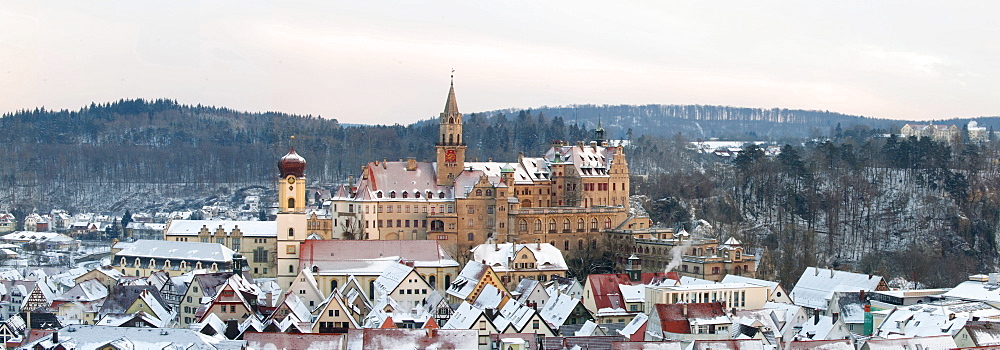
[276,145,308,287]
[436,80,467,186]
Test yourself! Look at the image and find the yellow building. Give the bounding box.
[643,282,770,312]
[163,220,276,278]
[342,80,640,258]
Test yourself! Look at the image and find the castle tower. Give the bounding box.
[276,145,308,287]
[436,79,467,186]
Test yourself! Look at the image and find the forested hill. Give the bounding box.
[1,98,997,212]
[472,104,1000,140]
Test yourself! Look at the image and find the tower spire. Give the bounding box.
[443,70,459,116]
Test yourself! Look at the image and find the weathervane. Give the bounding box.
[451,68,455,84]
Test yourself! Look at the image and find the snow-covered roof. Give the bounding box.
[165,219,277,237]
[447,261,490,300]
[943,280,1000,303]
[55,279,108,302]
[791,267,883,310]
[619,284,645,303]
[22,325,223,349]
[863,335,957,349]
[114,240,234,262]
[470,243,568,272]
[372,262,416,297]
[539,292,579,329]
[721,275,779,290]
[443,302,485,330]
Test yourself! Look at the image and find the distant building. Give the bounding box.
[610,228,757,281]
[900,122,961,143]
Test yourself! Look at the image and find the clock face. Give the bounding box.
[445,149,457,163]
[287,176,295,184]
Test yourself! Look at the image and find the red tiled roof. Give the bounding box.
[654,302,726,334]
[587,274,632,310]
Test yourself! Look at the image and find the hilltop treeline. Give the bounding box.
[636,132,1000,288]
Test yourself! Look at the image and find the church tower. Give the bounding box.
[276,144,308,287]
[436,79,467,186]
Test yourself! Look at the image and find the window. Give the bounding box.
[389,191,396,198]
[578,218,585,231]
[288,228,294,237]
[534,219,542,231]
[468,233,474,241]
[402,191,408,198]
[487,205,494,214]
[287,198,295,209]
[519,220,527,232]
[548,220,556,232]
[563,219,571,232]
[476,189,482,196]
[486,190,492,196]
[468,206,475,214]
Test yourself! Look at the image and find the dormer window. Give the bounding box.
[390,191,396,198]
[402,191,408,198]
[377,191,383,198]
[415,192,421,198]
[439,192,446,199]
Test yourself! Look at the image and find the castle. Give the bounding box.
[274,80,648,287]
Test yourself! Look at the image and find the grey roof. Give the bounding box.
[22,325,222,349]
[114,240,234,262]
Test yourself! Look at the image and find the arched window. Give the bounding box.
[485,190,492,196]
[402,191,408,198]
[288,265,294,273]
[415,192,421,198]
[287,198,295,209]
[476,189,482,196]
[563,219,571,232]
[331,280,338,292]
[604,217,612,229]
[548,220,556,232]
[467,233,474,241]
[428,275,436,289]
[312,266,318,273]
[522,199,532,208]
[735,266,742,275]
[439,192,445,199]
[550,241,556,247]
[577,218,585,231]
[519,220,527,232]
[389,191,396,198]
[592,239,598,249]
[591,218,598,230]
[449,117,454,124]
[288,228,294,237]
[534,219,542,232]
[449,134,454,143]
[377,192,383,198]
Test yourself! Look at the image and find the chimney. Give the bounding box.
[382,159,387,169]
[51,330,58,344]
[859,290,865,301]
[682,304,688,317]
[266,291,273,306]
[814,268,819,276]
[813,312,820,325]
[406,158,417,171]
[536,239,541,250]
[830,268,834,278]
